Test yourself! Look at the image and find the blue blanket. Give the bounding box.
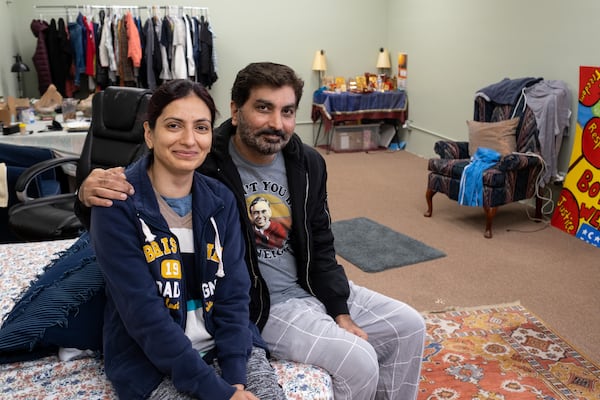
[459,147,501,207]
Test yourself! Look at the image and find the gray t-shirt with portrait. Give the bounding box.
[229,139,310,304]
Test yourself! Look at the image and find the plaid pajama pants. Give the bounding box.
[261,281,425,400]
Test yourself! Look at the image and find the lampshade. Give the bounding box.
[11,54,30,73]
[312,50,327,72]
[376,48,391,69]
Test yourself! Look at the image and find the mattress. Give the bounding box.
[0,239,333,399]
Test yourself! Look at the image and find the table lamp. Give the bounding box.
[11,54,30,98]
[312,49,327,86]
[376,48,391,74]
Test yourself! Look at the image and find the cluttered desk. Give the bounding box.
[0,114,89,157]
[311,89,408,152]
[0,87,91,157]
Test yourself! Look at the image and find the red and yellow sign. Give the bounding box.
[551,66,600,247]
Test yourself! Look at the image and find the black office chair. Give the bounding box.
[8,86,152,241]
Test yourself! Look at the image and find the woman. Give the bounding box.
[90,80,285,400]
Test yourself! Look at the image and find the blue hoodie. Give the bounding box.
[90,154,259,399]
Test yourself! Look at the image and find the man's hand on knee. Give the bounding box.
[78,167,134,207]
[335,314,368,340]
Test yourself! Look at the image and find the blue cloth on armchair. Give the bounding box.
[458,147,501,207]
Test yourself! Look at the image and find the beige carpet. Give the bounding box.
[321,148,600,364]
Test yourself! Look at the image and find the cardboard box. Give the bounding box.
[331,124,381,152]
[0,102,10,126]
[0,97,30,125]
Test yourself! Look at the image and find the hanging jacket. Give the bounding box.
[30,19,52,95]
[83,16,96,77]
[524,80,572,185]
[90,154,261,399]
[56,18,73,96]
[198,17,217,88]
[475,77,543,106]
[45,19,62,95]
[125,11,142,69]
[67,19,85,86]
[459,147,501,207]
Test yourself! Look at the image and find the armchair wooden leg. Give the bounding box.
[483,206,497,238]
[424,189,435,217]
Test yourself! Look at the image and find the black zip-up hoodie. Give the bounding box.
[199,119,351,330]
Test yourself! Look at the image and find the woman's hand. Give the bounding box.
[230,384,259,400]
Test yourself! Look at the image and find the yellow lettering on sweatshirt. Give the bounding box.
[143,236,179,263]
[206,243,222,263]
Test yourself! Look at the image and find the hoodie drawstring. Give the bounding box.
[139,218,156,242]
[210,217,225,277]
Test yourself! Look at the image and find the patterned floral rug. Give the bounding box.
[419,303,600,400]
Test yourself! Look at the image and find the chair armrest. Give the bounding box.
[497,152,544,171]
[434,141,470,159]
[15,156,79,202]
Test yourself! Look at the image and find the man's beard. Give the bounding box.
[237,113,290,155]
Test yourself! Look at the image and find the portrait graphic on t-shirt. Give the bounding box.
[247,195,291,250]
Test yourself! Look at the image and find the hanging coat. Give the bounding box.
[198,17,217,88]
[56,18,73,96]
[30,20,53,96]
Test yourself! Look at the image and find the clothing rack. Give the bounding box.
[33,5,209,20]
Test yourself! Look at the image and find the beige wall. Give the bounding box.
[387,0,600,173]
[0,1,16,98]
[2,0,598,172]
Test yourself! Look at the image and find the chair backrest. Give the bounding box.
[76,86,152,186]
[473,95,540,155]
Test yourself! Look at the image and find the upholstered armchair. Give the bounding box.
[424,95,544,238]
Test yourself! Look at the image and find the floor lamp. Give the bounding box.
[11,54,30,98]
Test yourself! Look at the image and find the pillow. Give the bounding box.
[467,118,519,156]
[0,232,105,363]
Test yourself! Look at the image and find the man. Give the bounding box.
[79,62,425,399]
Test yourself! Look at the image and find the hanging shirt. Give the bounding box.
[83,16,96,77]
[158,17,172,80]
[171,17,188,79]
[184,15,195,78]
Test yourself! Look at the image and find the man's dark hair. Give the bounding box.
[231,62,305,108]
